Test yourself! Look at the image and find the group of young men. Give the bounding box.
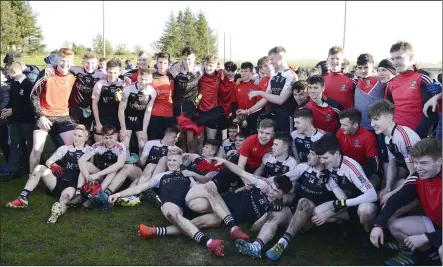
[0,40,442,265]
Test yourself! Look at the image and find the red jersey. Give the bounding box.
[151,72,174,117]
[239,134,273,169]
[219,78,236,116]
[130,69,139,83]
[324,72,355,110]
[386,71,432,130]
[198,71,223,112]
[257,76,270,110]
[233,80,259,110]
[336,127,378,167]
[301,96,342,133]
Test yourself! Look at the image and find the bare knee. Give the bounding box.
[33,165,48,174]
[358,203,377,224]
[297,198,314,212]
[388,219,404,238]
[165,210,180,223]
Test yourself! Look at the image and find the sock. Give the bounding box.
[104,188,113,197]
[19,189,31,201]
[223,215,236,229]
[230,181,238,187]
[278,232,293,249]
[193,231,210,246]
[155,227,167,236]
[252,238,265,251]
[75,187,81,195]
[424,246,440,261]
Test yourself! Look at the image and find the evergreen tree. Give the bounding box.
[181,7,199,57]
[195,11,217,60]
[93,34,113,56]
[158,11,183,58]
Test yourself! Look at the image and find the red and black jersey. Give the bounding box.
[375,172,442,247]
[151,72,174,117]
[336,127,378,176]
[239,134,273,169]
[385,71,434,132]
[324,72,356,110]
[198,71,223,112]
[219,78,236,116]
[300,96,342,133]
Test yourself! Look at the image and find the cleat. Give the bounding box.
[124,196,141,207]
[207,239,224,257]
[382,241,401,251]
[0,164,9,175]
[230,226,250,241]
[82,198,97,209]
[138,224,156,239]
[69,194,84,207]
[126,153,140,164]
[6,198,28,208]
[47,202,63,224]
[234,239,261,259]
[384,252,417,266]
[97,189,110,211]
[144,189,162,209]
[266,243,285,261]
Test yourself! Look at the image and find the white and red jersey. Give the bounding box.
[385,125,421,167]
[261,153,298,178]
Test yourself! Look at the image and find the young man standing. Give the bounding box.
[6,125,90,223]
[244,46,296,134]
[292,80,310,114]
[118,68,156,157]
[125,51,151,83]
[368,100,421,204]
[109,147,225,257]
[354,54,385,131]
[336,108,380,187]
[370,138,442,266]
[323,46,355,110]
[218,61,237,137]
[1,62,34,181]
[148,52,177,140]
[29,48,77,180]
[386,41,437,138]
[91,59,125,142]
[291,108,324,163]
[300,75,342,133]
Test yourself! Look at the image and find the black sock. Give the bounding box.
[424,246,440,261]
[20,189,31,201]
[223,215,236,229]
[194,231,210,246]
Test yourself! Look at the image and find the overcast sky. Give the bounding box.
[30,1,442,64]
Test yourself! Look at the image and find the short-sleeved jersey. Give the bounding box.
[232,80,259,110]
[336,127,378,167]
[386,71,432,131]
[222,138,236,154]
[243,176,279,219]
[291,129,324,162]
[288,163,338,205]
[354,76,384,130]
[329,156,373,198]
[69,67,105,109]
[267,70,295,116]
[92,79,125,119]
[149,171,195,202]
[170,63,203,104]
[151,71,174,117]
[52,145,90,178]
[385,125,421,167]
[219,78,236,116]
[301,97,342,133]
[261,153,298,178]
[239,134,274,169]
[88,142,126,169]
[324,72,355,110]
[198,71,223,112]
[142,140,169,164]
[123,83,157,118]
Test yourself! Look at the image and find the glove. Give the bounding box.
[50,163,64,178]
[319,169,330,184]
[427,82,442,94]
[333,199,347,213]
[267,199,284,212]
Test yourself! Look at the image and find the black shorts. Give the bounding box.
[192,106,224,129]
[218,115,232,130]
[147,116,178,140]
[125,115,143,132]
[262,110,292,134]
[92,118,121,135]
[221,191,259,224]
[173,101,197,117]
[49,173,78,198]
[211,169,245,193]
[35,115,75,133]
[69,107,94,129]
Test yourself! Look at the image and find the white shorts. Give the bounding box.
[422,216,436,233]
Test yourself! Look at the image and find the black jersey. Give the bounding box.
[92,79,125,119]
[150,171,195,204]
[52,145,90,182]
[69,67,104,109]
[267,70,295,116]
[291,129,325,163]
[261,153,298,178]
[142,140,169,164]
[88,142,126,170]
[123,83,157,118]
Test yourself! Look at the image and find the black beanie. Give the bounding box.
[377,59,396,75]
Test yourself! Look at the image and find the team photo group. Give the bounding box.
[0,40,441,265]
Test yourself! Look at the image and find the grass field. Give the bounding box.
[0,138,401,266]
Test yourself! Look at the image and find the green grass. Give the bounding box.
[0,139,396,265]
